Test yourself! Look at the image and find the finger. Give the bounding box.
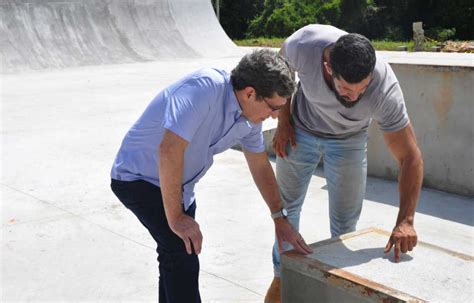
[191,232,203,255]
[300,240,313,254]
[407,240,414,252]
[290,238,305,254]
[278,147,286,158]
[183,237,192,255]
[274,141,285,158]
[400,238,408,253]
[289,132,296,149]
[191,240,201,255]
[279,149,285,158]
[275,146,282,158]
[412,235,418,248]
[384,239,393,254]
[292,242,308,254]
[394,239,401,262]
[296,235,313,254]
[272,140,279,155]
[278,238,284,253]
[280,142,288,157]
[408,235,417,251]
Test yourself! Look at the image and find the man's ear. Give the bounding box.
[243,86,256,99]
[323,61,333,76]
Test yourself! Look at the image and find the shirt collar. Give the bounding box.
[225,78,243,114]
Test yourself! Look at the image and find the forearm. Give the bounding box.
[278,97,292,126]
[244,152,283,213]
[255,166,283,213]
[159,137,204,254]
[159,140,186,225]
[397,155,423,225]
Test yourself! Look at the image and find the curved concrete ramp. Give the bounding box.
[0,0,241,73]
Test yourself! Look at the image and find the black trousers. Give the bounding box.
[111,179,201,303]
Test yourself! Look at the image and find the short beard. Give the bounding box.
[335,91,362,108]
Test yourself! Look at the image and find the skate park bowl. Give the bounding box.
[0,0,242,73]
[1,0,473,301]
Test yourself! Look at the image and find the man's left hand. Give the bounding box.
[274,218,313,254]
[384,220,417,262]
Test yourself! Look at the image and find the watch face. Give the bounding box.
[282,208,288,217]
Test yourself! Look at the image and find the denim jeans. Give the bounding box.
[111,179,201,303]
[272,127,367,276]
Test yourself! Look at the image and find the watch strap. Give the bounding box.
[271,208,287,219]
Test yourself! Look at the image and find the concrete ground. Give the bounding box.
[2,56,473,302]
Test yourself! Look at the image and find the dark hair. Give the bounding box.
[231,49,295,98]
[329,33,376,83]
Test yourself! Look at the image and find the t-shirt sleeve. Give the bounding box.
[373,81,410,132]
[240,123,265,153]
[282,29,306,72]
[163,77,216,142]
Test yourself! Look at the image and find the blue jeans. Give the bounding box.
[272,127,367,277]
[111,179,201,303]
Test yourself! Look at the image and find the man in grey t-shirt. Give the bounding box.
[265,25,423,302]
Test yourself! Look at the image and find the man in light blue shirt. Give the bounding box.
[110,49,312,303]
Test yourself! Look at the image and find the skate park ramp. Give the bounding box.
[0,0,241,73]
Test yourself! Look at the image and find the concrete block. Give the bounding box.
[281,227,473,303]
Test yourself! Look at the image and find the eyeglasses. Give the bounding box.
[261,97,286,112]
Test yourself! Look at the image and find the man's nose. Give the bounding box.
[270,111,279,119]
[347,92,359,102]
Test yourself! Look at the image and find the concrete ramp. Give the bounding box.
[0,0,241,73]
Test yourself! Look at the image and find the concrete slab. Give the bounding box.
[2,213,158,301]
[2,182,265,302]
[281,228,473,302]
[2,184,68,226]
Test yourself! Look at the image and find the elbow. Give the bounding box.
[413,147,423,170]
[159,140,174,159]
[401,148,423,173]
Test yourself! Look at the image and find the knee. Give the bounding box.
[158,250,200,274]
[330,212,359,237]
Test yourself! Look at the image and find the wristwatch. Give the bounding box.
[271,208,288,219]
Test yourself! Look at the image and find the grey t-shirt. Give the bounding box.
[282,24,409,138]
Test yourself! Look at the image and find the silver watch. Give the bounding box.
[271,208,288,219]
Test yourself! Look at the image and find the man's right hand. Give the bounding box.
[272,122,296,157]
[274,218,313,254]
[168,214,203,255]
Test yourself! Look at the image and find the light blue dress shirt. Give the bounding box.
[111,68,265,210]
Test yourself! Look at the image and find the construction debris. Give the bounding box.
[441,41,474,53]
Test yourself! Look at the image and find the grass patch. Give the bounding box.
[372,40,438,51]
[234,38,439,51]
[234,38,285,48]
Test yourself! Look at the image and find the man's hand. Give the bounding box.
[168,214,203,255]
[274,218,313,254]
[272,122,296,158]
[384,220,417,262]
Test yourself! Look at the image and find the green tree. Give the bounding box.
[430,0,473,40]
[211,0,264,39]
[246,0,375,38]
[374,0,473,40]
[248,0,328,37]
[216,0,472,40]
